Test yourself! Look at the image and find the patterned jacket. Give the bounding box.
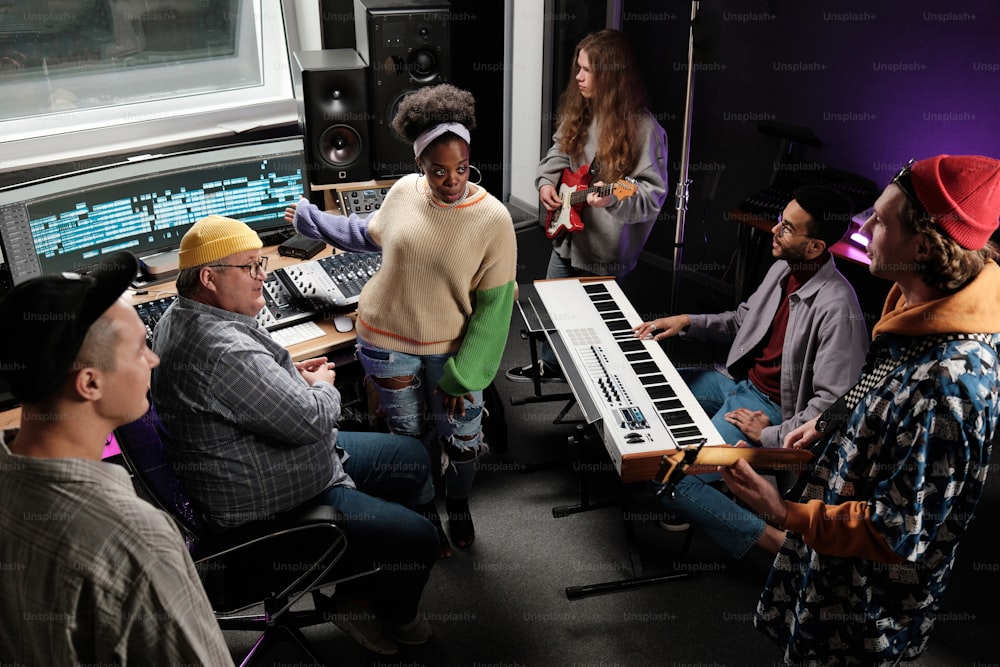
[756,262,1000,665]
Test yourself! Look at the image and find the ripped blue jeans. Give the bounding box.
[356,338,485,501]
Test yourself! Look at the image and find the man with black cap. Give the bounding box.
[151,214,439,655]
[723,154,1000,664]
[0,251,234,665]
[632,185,869,556]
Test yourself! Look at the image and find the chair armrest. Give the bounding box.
[192,503,348,615]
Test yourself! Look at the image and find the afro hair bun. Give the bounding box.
[391,83,477,143]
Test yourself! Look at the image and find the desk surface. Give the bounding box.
[0,247,358,432]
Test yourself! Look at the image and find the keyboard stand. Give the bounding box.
[508,288,577,424]
[552,425,697,600]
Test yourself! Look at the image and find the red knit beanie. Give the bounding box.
[909,154,1000,249]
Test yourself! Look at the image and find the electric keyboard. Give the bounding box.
[533,279,724,483]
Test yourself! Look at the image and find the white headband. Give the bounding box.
[413,122,471,158]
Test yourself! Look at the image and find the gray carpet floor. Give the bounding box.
[222,226,998,666]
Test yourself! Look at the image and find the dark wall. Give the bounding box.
[619,0,1000,290]
[449,0,506,196]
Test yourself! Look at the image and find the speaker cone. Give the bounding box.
[385,89,418,143]
[318,125,363,166]
[406,48,438,83]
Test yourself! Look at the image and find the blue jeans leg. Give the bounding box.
[324,430,438,623]
[356,339,485,498]
[658,472,764,559]
[661,372,783,558]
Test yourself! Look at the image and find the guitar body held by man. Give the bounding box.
[544,164,639,239]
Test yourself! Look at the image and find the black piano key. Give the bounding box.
[594,301,619,313]
[583,284,609,294]
[670,426,703,439]
[639,374,668,387]
[660,410,693,426]
[618,340,645,353]
[646,385,677,399]
[631,361,661,375]
[654,398,684,411]
[675,436,708,447]
[626,351,653,362]
[606,319,632,332]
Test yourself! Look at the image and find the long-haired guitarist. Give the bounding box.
[507,28,669,383]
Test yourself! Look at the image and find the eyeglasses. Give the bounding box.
[775,214,813,239]
[209,256,268,278]
[890,158,927,214]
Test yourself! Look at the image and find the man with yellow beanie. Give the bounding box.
[151,214,439,656]
[721,155,1000,665]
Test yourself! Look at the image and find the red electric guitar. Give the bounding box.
[544,165,639,239]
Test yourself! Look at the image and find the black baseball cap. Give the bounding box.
[0,251,138,403]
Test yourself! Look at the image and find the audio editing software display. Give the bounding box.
[0,138,306,285]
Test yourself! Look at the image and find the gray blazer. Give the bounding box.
[684,256,870,447]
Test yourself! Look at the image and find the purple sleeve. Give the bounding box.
[291,197,381,252]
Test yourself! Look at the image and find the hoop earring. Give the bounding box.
[468,165,482,185]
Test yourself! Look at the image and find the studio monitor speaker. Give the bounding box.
[293,49,371,186]
[354,0,451,178]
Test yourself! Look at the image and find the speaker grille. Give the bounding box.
[356,0,451,178]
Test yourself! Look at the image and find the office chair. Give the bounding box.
[114,403,358,666]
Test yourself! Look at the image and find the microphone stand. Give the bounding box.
[669,1,700,323]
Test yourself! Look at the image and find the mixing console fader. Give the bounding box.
[272,252,381,309]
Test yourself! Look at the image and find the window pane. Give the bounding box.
[0,0,257,123]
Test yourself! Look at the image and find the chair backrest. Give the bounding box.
[114,402,205,541]
[115,402,351,616]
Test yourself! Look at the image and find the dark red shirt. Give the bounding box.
[747,260,822,404]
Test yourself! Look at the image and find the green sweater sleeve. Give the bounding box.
[438,281,516,396]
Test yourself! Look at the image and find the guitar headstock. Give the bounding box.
[611,177,638,201]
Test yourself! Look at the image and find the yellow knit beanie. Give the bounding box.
[178,215,263,269]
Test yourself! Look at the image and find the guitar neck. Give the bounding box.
[568,181,616,206]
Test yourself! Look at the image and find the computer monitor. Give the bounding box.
[0,137,306,286]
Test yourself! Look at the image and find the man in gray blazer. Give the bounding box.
[634,185,869,557]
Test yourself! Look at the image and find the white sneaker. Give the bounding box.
[385,614,433,645]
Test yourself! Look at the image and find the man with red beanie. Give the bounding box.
[721,154,1000,665]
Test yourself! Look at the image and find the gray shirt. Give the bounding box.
[0,444,234,665]
[685,256,870,447]
[537,111,669,277]
[152,297,352,529]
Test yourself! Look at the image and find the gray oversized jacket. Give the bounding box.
[536,111,668,277]
[683,256,869,448]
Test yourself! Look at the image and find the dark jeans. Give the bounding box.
[321,430,438,623]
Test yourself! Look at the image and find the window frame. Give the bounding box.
[0,1,296,175]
